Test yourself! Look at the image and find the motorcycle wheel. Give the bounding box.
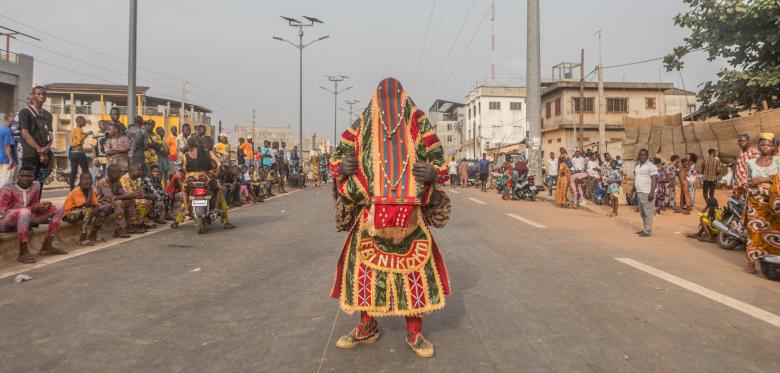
[717,214,741,250]
[195,216,206,234]
[56,174,65,182]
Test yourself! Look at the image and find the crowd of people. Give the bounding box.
[0,85,330,264]
[544,133,780,274]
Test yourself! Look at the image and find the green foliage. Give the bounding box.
[664,0,780,118]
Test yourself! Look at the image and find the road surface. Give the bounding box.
[1,184,778,372]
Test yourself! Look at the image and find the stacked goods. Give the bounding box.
[693,122,718,159]
[659,127,675,160]
[759,108,780,135]
[732,114,761,141]
[710,121,739,163]
[672,126,687,157]
[647,126,663,157]
[682,124,700,156]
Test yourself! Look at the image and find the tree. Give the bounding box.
[664,0,780,119]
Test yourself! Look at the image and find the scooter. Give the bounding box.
[712,195,746,250]
[514,175,540,201]
[189,181,223,234]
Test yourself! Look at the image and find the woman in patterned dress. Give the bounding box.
[743,133,780,274]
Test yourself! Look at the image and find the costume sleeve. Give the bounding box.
[330,118,367,205]
[415,112,448,185]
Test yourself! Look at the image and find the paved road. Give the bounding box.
[1,185,779,372]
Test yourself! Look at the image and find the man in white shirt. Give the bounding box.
[585,153,601,199]
[571,150,586,173]
[632,149,658,237]
[546,152,558,196]
[447,157,458,187]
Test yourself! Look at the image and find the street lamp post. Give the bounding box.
[344,99,360,127]
[273,16,329,158]
[320,75,352,147]
[127,0,137,124]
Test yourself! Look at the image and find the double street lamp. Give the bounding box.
[320,75,352,147]
[273,16,329,154]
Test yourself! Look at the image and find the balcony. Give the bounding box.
[0,50,19,64]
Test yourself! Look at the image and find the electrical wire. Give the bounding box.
[424,0,479,100]
[434,4,491,98]
[411,0,437,91]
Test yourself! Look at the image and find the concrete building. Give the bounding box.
[462,85,527,159]
[0,51,33,116]
[428,99,464,159]
[540,80,696,159]
[233,126,291,145]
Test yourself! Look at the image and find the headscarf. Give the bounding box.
[759,132,775,142]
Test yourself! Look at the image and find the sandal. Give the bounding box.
[79,239,94,246]
[17,253,37,264]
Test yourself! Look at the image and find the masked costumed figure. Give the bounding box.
[329,78,451,358]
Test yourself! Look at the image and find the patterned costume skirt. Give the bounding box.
[331,212,450,317]
[745,176,780,262]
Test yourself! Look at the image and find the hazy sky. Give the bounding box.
[2,0,723,139]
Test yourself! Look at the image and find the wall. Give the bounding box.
[0,53,33,115]
[464,86,527,158]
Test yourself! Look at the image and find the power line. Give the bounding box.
[424,0,479,100]
[410,0,437,91]
[434,4,491,98]
[602,47,706,70]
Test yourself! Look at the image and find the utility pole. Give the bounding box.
[597,30,606,153]
[526,0,542,182]
[180,81,187,126]
[273,16,329,156]
[320,75,352,147]
[218,120,222,136]
[490,0,496,82]
[252,109,256,141]
[578,48,585,151]
[344,99,359,127]
[127,0,137,125]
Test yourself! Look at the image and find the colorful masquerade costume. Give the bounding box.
[329,78,450,357]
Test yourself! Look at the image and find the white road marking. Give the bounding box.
[506,213,547,228]
[615,258,780,328]
[448,189,460,194]
[468,197,487,205]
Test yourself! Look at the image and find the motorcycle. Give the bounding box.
[189,181,223,234]
[514,174,540,201]
[713,195,746,250]
[55,167,70,184]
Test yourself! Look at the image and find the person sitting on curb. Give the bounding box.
[97,164,143,238]
[0,166,65,263]
[63,173,107,246]
[120,162,163,227]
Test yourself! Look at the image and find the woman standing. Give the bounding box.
[653,158,667,214]
[686,153,699,212]
[458,159,469,187]
[555,152,571,208]
[103,123,130,172]
[744,133,780,274]
[677,158,691,214]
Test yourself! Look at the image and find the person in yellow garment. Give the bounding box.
[239,137,253,167]
[119,162,164,228]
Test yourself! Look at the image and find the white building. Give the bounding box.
[462,85,527,159]
[428,100,464,159]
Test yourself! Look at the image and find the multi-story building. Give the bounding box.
[43,83,212,155]
[462,85,527,159]
[540,80,696,158]
[233,126,291,145]
[428,99,464,159]
[0,51,33,116]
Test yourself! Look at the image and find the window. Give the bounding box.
[606,98,628,113]
[645,97,656,110]
[541,118,544,128]
[489,101,500,110]
[510,102,522,111]
[687,104,696,113]
[572,97,594,113]
[468,107,471,119]
[545,102,552,118]
[557,138,561,143]
[447,123,452,131]
[478,102,481,113]
[547,139,552,144]
[554,98,561,116]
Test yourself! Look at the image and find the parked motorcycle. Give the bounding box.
[713,195,746,250]
[55,167,70,184]
[514,175,540,201]
[189,181,223,234]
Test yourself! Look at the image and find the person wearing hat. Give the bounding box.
[743,132,780,273]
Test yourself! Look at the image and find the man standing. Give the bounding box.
[236,138,246,166]
[700,148,720,201]
[155,126,171,184]
[0,114,16,186]
[546,152,558,196]
[0,166,65,263]
[585,152,600,200]
[632,149,658,237]
[68,116,93,189]
[330,78,450,358]
[126,116,147,173]
[479,152,490,192]
[176,123,191,165]
[19,86,54,185]
[239,137,253,167]
[571,150,586,173]
[63,173,106,246]
[733,134,760,197]
[291,145,300,170]
[447,157,458,187]
[109,107,127,134]
[166,125,178,167]
[458,158,469,187]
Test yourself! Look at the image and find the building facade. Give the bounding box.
[428,100,464,159]
[462,85,527,159]
[0,52,33,116]
[539,81,697,159]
